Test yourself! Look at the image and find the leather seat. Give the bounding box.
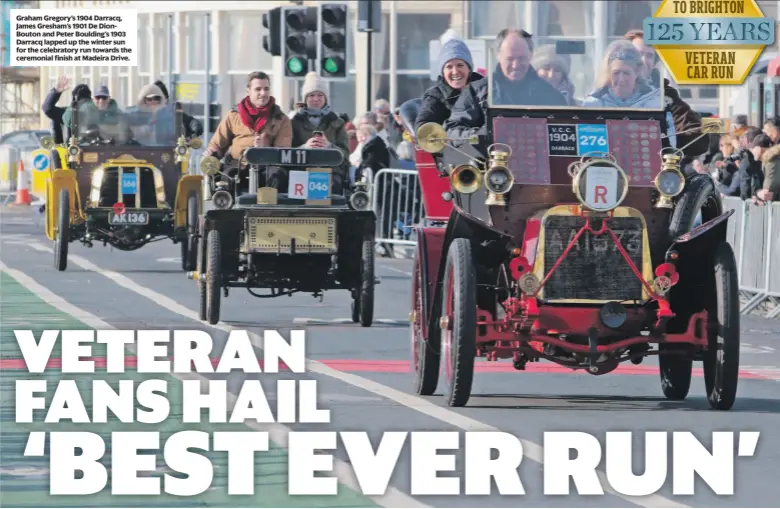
[236,193,347,206]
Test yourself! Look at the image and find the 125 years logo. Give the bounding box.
[643,0,775,84]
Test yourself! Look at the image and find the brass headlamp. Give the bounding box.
[654,153,685,209]
[67,136,80,165]
[175,135,189,163]
[484,143,514,206]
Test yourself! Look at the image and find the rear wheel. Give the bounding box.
[703,241,740,410]
[206,230,222,325]
[411,243,439,395]
[659,175,721,400]
[440,238,477,407]
[358,238,375,327]
[181,192,198,271]
[54,188,69,272]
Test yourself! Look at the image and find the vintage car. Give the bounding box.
[41,100,204,271]
[406,45,740,410]
[189,147,377,326]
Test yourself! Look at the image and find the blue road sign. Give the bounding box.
[32,153,49,171]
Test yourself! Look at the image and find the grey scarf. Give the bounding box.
[298,104,332,127]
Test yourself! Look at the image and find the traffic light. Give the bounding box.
[262,7,282,57]
[281,5,318,78]
[317,3,349,79]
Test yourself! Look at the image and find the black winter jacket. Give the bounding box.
[414,72,484,132]
[443,67,566,154]
[42,88,66,144]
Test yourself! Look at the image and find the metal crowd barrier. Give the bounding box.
[371,168,424,256]
[723,197,780,319]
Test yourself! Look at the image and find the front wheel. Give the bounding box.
[357,237,375,327]
[703,241,740,410]
[411,243,439,396]
[440,238,477,407]
[181,192,199,271]
[54,188,70,271]
[206,230,222,325]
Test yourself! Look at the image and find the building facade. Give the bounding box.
[36,0,780,132]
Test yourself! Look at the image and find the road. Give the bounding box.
[1,205,779,508]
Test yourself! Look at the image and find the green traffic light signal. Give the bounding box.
[287,57,305,74]
[324,58,339,74]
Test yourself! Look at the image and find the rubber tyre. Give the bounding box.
[411,244,440,396]
[440,238,477,407]
[181,192,199,271]
[197,225,207,321]
[659,175,721,400]
[703,241,740,410]
[206,230,222,325]
[358,238,375,327]
[54,188,69,272]
[351,298,360,323]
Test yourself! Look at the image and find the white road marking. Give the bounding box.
[0,259,427,509]
[293,318,408,326]
[741,343,776,354]
[22,241,690,507]
[382,265,413,277]
[156,257,180,263]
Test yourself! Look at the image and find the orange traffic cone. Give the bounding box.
[11,160,32,207]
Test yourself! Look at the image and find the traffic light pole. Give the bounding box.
[366,31,372,112]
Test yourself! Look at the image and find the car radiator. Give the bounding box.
[541,215,645,302]
[98,166,158,208]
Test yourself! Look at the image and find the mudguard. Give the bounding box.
[667,209,733,260]
[426,205,514,340]
[45,169,81,240]
[666,209,734,316]
[415,225,446,338]
[173,175,203,228]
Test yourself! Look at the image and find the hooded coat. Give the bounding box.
[415,71,484,132]
[760,143,780,198]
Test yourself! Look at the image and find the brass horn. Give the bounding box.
[40,135,55,150]
[415,122,479,155]
[450,163,482,194]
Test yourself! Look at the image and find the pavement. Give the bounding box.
[1,205,779,508]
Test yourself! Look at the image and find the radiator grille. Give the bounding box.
[541,216,645,301]
[246,217,337,253]
[98,167,158,208]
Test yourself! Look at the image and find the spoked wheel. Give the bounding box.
[54,188,70,272]
[411,242,439,395]
[356,236,375,327]
[659,174,722,400]
[181,192,199,271]
[703,241,740,410]
[197,223,207,321]
[351,296,360,323]
[439,238,477,407]
[206,230,222,325]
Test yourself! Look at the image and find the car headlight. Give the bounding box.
[484,165,514,194]
[176,145,188,156]
[349,190,370,210]
[212,190,233,209]
[572,159,629,212]
[654,168,685,197]
[67,145,80,156]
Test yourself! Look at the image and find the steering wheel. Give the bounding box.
[78,128,113,146]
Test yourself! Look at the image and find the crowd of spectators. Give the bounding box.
[693,115,780,204]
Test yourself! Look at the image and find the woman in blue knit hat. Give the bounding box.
[414,37,483,132]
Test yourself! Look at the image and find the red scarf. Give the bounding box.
[237,96,275,133]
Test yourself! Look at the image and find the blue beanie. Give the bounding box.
[438,38,473,76]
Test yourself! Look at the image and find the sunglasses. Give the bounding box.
[145,95,162,102]
[95,96,109,100]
